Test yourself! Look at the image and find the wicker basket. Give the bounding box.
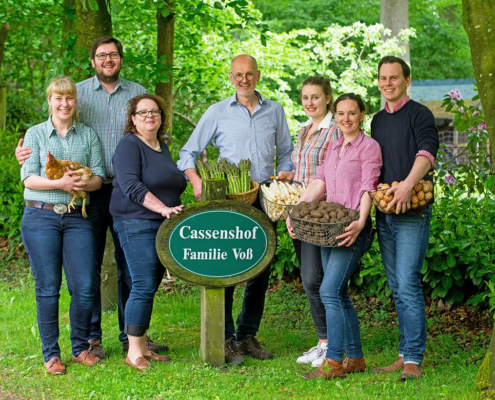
[259,179,303,222]
[289,208,359,247]
[226,180,259,205]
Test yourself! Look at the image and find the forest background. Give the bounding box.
[0,0,494,309]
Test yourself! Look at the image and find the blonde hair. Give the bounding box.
[46,76,80,123]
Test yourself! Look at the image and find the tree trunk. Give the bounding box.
[75,0,112,52]
[155,1,175,146]
[463,0,495,391]
[0,22,8,76]
[380,0,410,106]
[463,0,495,171]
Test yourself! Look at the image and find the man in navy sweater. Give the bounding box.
[370,56,439,380]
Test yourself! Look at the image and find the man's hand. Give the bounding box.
[190,177,202,201]
[277,170,295,181]
[386,181,414,214]
[15,138,32,166]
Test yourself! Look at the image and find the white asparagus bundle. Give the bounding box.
[261,180,306,221]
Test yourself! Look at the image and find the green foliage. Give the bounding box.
[5,93,45,131]
[270,222,299,281]
[0,128,25,243]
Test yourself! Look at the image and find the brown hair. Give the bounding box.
[46,76,80,123]
[123,94,168,143]
[90,37,124,59]
[333,93,366,113]
[378,56,411,79]
[300,76,333,112]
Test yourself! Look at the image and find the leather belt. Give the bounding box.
[25,201,81,214]
[102,177,114,185]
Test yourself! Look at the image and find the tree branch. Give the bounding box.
[174,111,197,128]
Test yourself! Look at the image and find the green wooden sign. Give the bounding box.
[168,210,268,278]
[156,200,277,287]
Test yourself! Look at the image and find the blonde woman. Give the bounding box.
[20,76,105,374]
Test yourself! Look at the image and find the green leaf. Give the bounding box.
[88,0,99,11]
[112,2,122,13]
[260,33,267,47]
[161,8,170,18]
[442,275,453,290]
[450,286,464,303]
[213,2,223,9]
[447,253,456,268]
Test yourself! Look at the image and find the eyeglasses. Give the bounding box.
[95,52,120,60]
[134,109,162,118]
[231,72,256,82]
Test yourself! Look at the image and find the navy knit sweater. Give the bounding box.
[371,100,439,184]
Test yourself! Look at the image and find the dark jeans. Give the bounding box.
[113,219,165,337]
[86,183,132,343]
[21,207,96,361]
[224,195,276,342]
[320,218,372,361]
[376,208,431,365]
[293,239,326,340]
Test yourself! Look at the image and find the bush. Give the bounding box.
[5,92,45,132]
[0,128,25,243]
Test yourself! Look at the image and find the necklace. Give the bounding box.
[136,133,161,151]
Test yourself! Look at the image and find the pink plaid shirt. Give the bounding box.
[292,112,341,185]
[385,96,435,168]
[315,131,382,211]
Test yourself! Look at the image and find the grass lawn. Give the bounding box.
[0,266,488,400]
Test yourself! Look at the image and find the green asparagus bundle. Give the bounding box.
[195,158,252,194]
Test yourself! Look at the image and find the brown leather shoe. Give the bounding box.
[302,358,345,380]
[88,338,106,359]
[146,336,169,353]
[372,356,404,374]
[225,337,244,365]
[143,351,171,363]
[122,342,129,352]
[343,357,366,373]
[44,357,66,375]
[400,363,424,380]
[72,350,100,366]
[237,335,273,360]
[125,356,152,370]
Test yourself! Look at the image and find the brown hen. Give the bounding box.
[45,151,93,218]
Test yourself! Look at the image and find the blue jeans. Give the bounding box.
[113,219,165,337]
[320,219,372,361]
[376,208,431,365]
[86,184,132,343]
[21,207,96,361]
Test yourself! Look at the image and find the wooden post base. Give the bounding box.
[200,286,225,366]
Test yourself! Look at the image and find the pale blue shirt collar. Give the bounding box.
[46,116,78,137]
[228,90,267,106]
[301,111,335,129]
[91,76,127,91]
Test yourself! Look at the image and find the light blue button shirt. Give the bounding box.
[76,76,147,177]
[177,92,294,183]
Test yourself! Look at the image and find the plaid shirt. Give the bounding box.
[385,95,435,167]
[21,118,105,205]
[292,112,340,185]
[76,76,147,177]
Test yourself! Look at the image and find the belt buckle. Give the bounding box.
[53,204,68,214]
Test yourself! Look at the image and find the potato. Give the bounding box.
[384,194,394,202]
[389,205,397,213]
[417,191,425,200]
[300,208,310,217]
[304,215,312,220]
[291,210,301,218]
[375,191,384,201]
[329,211,337,218]
[330,218,338,223]
[425,192,433,201]
[414,183,423,192]
[419,199,426,206]
[311,210,323,218]
[349,210,359,218]
[310,200,319,210]
[392,181,399,186]
[423,181,433,193]
[380,200,388,208]
[381,183,391,189]
[320,216,330,223]
[336,211,345,219]
[411,195,419,204]
[411,203,419,209]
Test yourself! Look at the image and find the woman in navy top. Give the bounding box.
[110,94,186,370]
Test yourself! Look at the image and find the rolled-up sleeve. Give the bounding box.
[275,106,294,173]
[414,108,439,160]
[315,164,326,183]
[360,141,382,195]
[20,128,41,182]
[113,139,149,205]
[87,128,105,179]
[177,107,218,172]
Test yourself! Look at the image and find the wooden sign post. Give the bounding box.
[156,179,276,366]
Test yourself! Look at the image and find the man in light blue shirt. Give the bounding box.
[178,54,294,365]
[15,37,168,358]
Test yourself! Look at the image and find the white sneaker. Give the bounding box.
[297,342,327,365]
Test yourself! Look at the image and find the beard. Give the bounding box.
[94,61,122,84]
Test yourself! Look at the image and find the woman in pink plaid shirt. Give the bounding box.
[282,77,341,368]
[287,93,382,380]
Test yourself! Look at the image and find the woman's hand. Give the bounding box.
[286,216,296,239]
[56,169,83,193]
[161,205,184,219]
[336,219,365,247]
